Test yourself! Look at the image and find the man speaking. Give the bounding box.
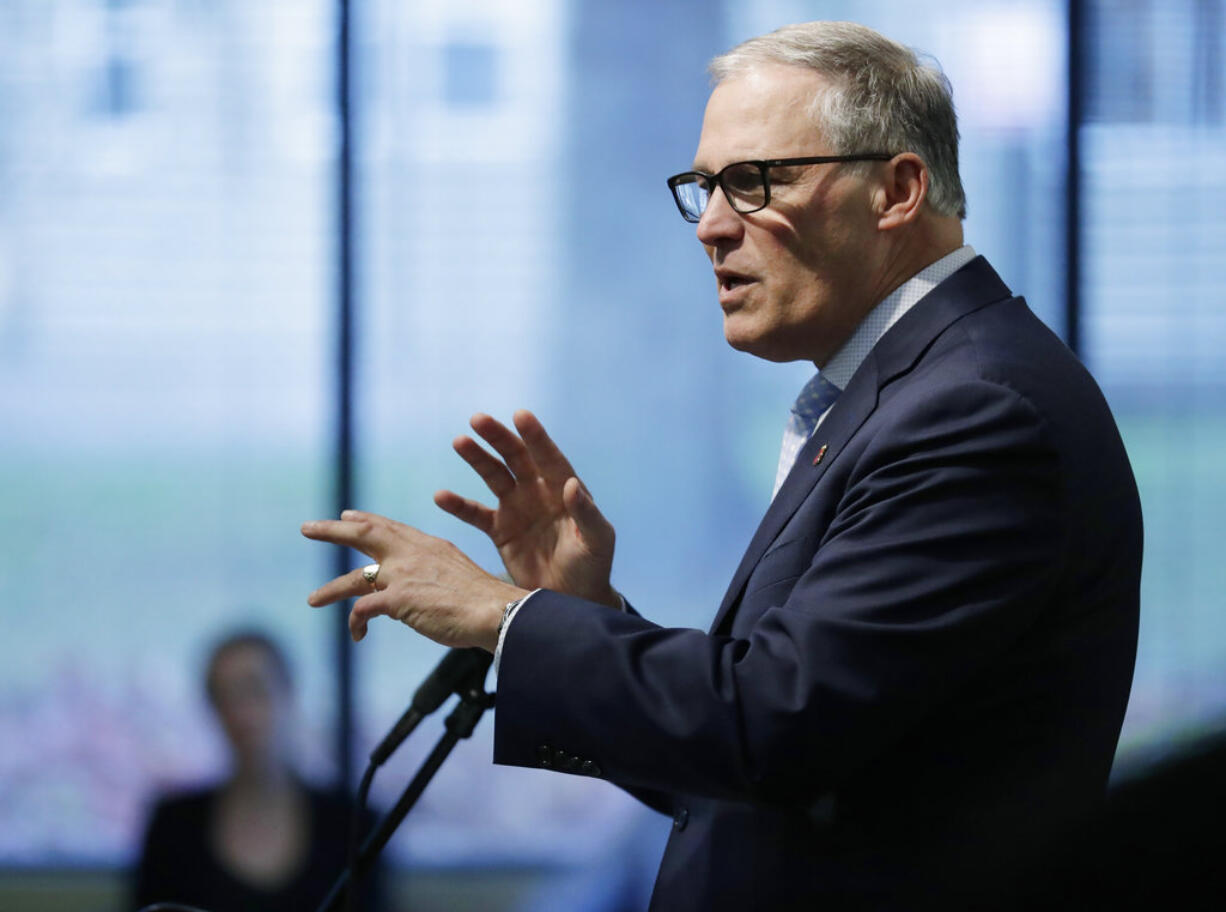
[303,21,1141,910]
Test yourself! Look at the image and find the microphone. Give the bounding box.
[368,647,492,767]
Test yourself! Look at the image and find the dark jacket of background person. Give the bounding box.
[133,782,381,912]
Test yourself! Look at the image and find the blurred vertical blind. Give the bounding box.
[0,0,1223,872]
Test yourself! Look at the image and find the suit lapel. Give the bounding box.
[710,358,880,634]
[708,256,1015,636]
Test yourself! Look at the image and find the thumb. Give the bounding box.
[563,477,614,547]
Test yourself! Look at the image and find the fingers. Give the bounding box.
[300,510,393,554]
[348,591,395,641]
[563,476,615,549]
[513,410,578,485]
[451,434,516,499]
[433,489,496,534]
[307,564,381,609]
[455,411,582,500]
[302,510,427,609]
[469,413,540,482]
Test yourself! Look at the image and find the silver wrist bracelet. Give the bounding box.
[498,596,527,638]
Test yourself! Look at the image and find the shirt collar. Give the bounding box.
[820,245,977,391]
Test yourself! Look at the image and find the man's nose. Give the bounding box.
[695,185,744,245]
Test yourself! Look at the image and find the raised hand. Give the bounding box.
[302,510,526,649]
[433,410,619,608]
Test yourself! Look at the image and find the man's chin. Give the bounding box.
[723,323,805,364]
[723,314,761,354]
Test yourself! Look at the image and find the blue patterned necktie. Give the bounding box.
[773,372,842,497]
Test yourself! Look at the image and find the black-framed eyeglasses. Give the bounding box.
[666,153,895,223]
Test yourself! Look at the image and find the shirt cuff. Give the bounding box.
[493,589,540,680]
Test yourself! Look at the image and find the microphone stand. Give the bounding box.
[313,661,495,912]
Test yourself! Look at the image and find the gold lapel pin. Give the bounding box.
[812,444,829,466]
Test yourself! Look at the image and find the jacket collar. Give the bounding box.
[709,256,1014,634]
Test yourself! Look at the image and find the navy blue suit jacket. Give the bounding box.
[493,257,1141,910]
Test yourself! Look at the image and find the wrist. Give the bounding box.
[498,595,528,638]
[481,583,530,653]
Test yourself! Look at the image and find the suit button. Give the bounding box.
[581,760,601,777]
[673,806,689,831]
[554,748,569,770]
[563,754,580,773]
[537,745,552,769]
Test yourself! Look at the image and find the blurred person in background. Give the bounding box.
[133,629,382,912]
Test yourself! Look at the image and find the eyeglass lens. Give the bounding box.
[673,163,768,220]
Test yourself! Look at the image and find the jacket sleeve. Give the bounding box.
[492,379,1063,806]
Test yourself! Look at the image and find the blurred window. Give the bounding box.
[0,0,336,864]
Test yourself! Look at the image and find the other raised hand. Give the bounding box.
[433,410,619,608]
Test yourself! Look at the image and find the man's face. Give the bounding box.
[692,64,883,365]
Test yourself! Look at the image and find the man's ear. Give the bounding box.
[876,153,928,231]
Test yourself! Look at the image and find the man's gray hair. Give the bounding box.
[709,22,967,219]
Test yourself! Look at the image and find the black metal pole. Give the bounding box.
[314,684,496,912]
[1065,0,1084,357]
[334,0,356,792]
